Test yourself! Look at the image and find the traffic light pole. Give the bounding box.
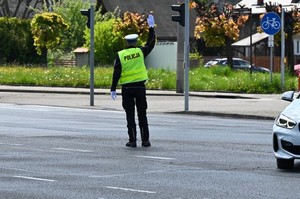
[89,5,95,106]
[184,0,189,111]
[176,25,184,93]
[81,5,95,106]
[171,1,189,111]
[281,9,285,90]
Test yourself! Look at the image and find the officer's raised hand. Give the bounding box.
[147,13,155,28]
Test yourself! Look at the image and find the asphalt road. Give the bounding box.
[0,86,291,120]
[1,103,300,199]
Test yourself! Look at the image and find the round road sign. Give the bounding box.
[261,12,281,35]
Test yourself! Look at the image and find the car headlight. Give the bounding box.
[275,114,297,129]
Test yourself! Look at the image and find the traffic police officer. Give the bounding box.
[110,13,156,147]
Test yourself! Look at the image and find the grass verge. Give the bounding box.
[0,65,297,94]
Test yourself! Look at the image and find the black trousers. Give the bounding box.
[121,86,149,142]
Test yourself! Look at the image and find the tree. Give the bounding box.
[259,3,300,73]
[50,0,91,52]
[47,0,117,53]
[113,11,149,46]
[192,1,248,68]
[85,19,122,65]
[31,12,69,56]
[84,11,149,65]
[0,0,44,18]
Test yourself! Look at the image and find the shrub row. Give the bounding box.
[0,17,46,65]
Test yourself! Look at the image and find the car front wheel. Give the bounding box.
[276,158,294,170]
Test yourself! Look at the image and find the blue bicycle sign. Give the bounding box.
[261,12,281,35]
[262,17,280,30]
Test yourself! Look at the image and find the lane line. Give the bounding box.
[0,103,124,114]
[13,176,55,182]
[0,143,23,146]
[89,169,173,178]
[133,155,175,160]
[52,147,93,153]
[0,167,31,172]
[104,186,156,194]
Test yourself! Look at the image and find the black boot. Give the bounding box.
[140,126,151,147]
[141,140,151,147]
[126,127,137,147]
[126,141,137,147]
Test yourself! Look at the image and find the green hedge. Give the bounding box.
[0,17,46,65]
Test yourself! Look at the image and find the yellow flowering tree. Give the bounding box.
[191,1,248,68]
[31,12,69,55]
[113,11,149,47]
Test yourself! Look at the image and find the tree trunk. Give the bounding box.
[286,30,294,74]
[225,36,233,69]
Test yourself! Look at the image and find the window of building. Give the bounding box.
[294,39,300,55]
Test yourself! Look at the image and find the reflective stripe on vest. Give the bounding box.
[118,48,148,85]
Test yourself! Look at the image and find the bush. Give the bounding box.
[51,0,91,52]
[85,19,123,65]
[0,17,45,64]
[84,11,150,65]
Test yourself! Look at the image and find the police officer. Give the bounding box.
[110,13,156,147]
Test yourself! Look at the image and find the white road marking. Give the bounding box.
[52,147,93,153]
[0,103,124,114]
[0,189,16,191]
[0,167,31,172]
[89,169,173,178]
[0,143,23,146]
[104,186,156,194]
[13,176,55,182]
[133,155,175,160]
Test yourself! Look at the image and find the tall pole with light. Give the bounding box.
[172,3,185,94]
[81,5,95,106]
[184,0,190,111]
[171,0,190,111]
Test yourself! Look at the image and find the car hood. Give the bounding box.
[253,66,270,72]
[281,99,300,121]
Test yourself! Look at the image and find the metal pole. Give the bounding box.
[249,9,253,75]
[90,5,95,106]
[270,46,273,82]
[281,9,285,90]
[269,35,274,82]
[184,0,189,111]
[176,24,184,93]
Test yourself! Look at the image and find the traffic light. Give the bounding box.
[171,3,185,27]
[257,0,264,5]
[80,9,91,29]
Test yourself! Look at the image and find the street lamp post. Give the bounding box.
[233,7,252,74]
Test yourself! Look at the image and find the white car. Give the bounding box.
[273,91,300,169]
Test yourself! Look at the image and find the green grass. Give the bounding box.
[0,65,297,94]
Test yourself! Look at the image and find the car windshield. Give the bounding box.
[219,60,227,65]
[238,60,250,67]
[208,60,220,65]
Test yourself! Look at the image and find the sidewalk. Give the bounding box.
[0,85,291,120]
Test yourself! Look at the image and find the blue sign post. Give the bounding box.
[261,12,281,35]
[261,12,281,82]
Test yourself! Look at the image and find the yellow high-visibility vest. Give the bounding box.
[118,48,148,85]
